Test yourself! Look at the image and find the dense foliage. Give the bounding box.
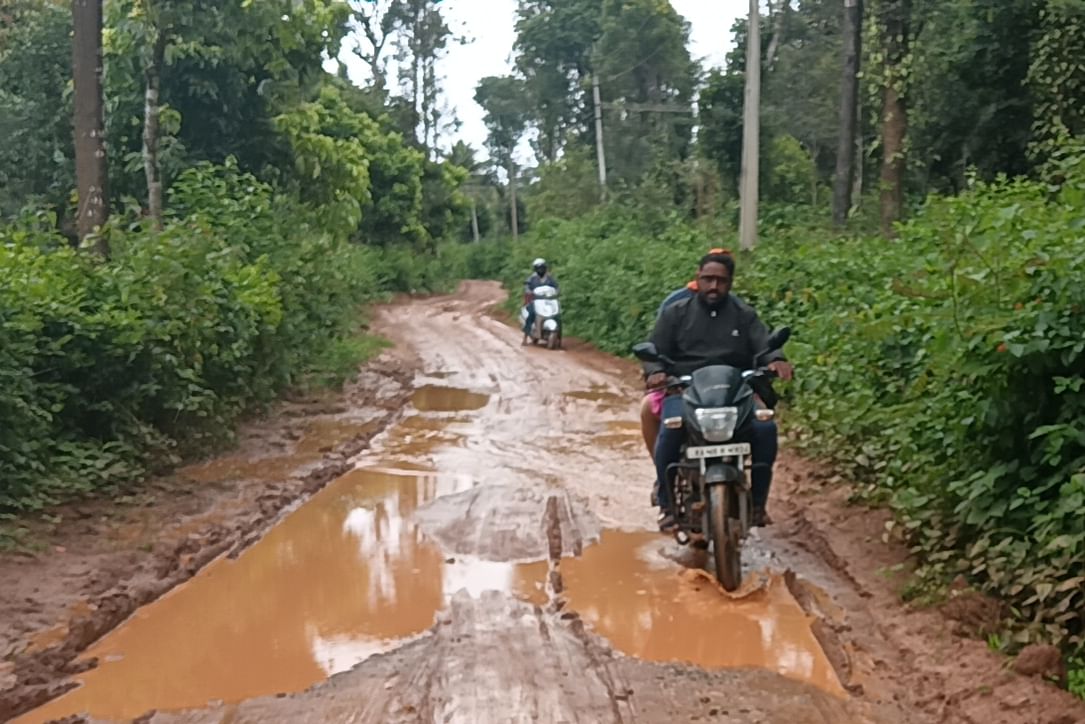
[0,0,473,518]
[0,162,462,516]
[493,151,1085,658]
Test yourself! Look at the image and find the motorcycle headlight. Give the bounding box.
[694,407,739,442]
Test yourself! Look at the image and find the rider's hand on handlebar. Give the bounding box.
[645,372,668,390]
[767,360,795,381]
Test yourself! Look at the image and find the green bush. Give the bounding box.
[495,158,1085,656]
[0,160,452,516]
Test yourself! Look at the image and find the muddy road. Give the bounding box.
[5,282,1085,724]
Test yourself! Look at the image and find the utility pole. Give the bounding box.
[591,44,608,201]
[508,161,519,242]
[470,196,480,242]
[739,0,761,251]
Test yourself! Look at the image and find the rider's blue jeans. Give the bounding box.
[654,394,778,512]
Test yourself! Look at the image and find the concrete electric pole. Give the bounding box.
[591,44,608,201]
[739,0,761,251]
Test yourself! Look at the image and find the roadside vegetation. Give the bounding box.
[467,0,1085,690]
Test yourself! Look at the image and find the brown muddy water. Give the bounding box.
[18,375,842,722]
[557,530,845,697]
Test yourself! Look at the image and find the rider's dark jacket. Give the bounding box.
[644,293,784,377]
[524,272,559,294]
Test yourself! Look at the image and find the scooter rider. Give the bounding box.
[522,258,559,345]
[645,252,794,530]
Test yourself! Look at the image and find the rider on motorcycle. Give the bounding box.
[644,252,793,530]
[640,248,746,459]
[522,258,559,345]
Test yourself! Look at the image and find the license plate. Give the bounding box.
[686,443,751,459]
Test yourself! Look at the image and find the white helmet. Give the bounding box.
[532,258,546,270]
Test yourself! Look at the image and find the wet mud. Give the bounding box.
[0,363,415,722]
[553,530,845,696]
[16,468,547,723]
[7,281,1085,724]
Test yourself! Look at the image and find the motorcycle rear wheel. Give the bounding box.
[708,484,742,591]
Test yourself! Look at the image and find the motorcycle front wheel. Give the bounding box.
[708,484,742,591]
[546,331,558,350]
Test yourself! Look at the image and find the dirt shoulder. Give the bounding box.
[0,356,417,721]
[769,454,1085,724]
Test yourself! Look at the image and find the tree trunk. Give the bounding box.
[72,0,109,255]
[508,161,519,242]
[143,27,167,230]
[878,0,909,238]
[879,83,906,236]
[470,197,480,242]
[852,106,864,208]
[832,0,862,227]
[765,0,791,71]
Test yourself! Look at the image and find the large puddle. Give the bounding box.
[411,384,489,412]
[18,381,843,722]
[18,466,546,723]
[557,530,846,697]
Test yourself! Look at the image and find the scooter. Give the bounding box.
[520,285,562,350]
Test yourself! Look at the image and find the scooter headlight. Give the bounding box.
[694,407,739,442]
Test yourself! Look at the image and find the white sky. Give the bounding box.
[327,1,747,163]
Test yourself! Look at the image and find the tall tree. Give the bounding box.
[875,0,910,236]
[394,0,453,154]
[137,0,172,229]
[72,0,109,254]
[0,1,74,220]
[594,0,697,190]
[1028,0,1085,169]
[764,0,791,71]
[833,0,862,226]
[475,75,528,239]
[349,0,407,95]
[698,68,746,195]
[514,0,602,164]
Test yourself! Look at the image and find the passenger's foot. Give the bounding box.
[521,334,530,346]
[752,507,773,527]
[657,509,677,532]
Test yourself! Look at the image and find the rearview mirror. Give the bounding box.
[632,342,660,362]
[765,326,791,352]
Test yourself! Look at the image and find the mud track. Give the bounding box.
[4,282,1085,724]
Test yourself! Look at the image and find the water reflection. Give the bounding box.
[18,468,542,723]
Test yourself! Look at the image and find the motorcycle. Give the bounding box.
[632,327,790,591]
[520,285,563,350]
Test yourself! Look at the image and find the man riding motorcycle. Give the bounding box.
[522,258,559,345]
[645,252,793,530]
[639,248,735,459]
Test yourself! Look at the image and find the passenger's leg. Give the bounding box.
[640,394,660,460]
[522,305,535,340]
